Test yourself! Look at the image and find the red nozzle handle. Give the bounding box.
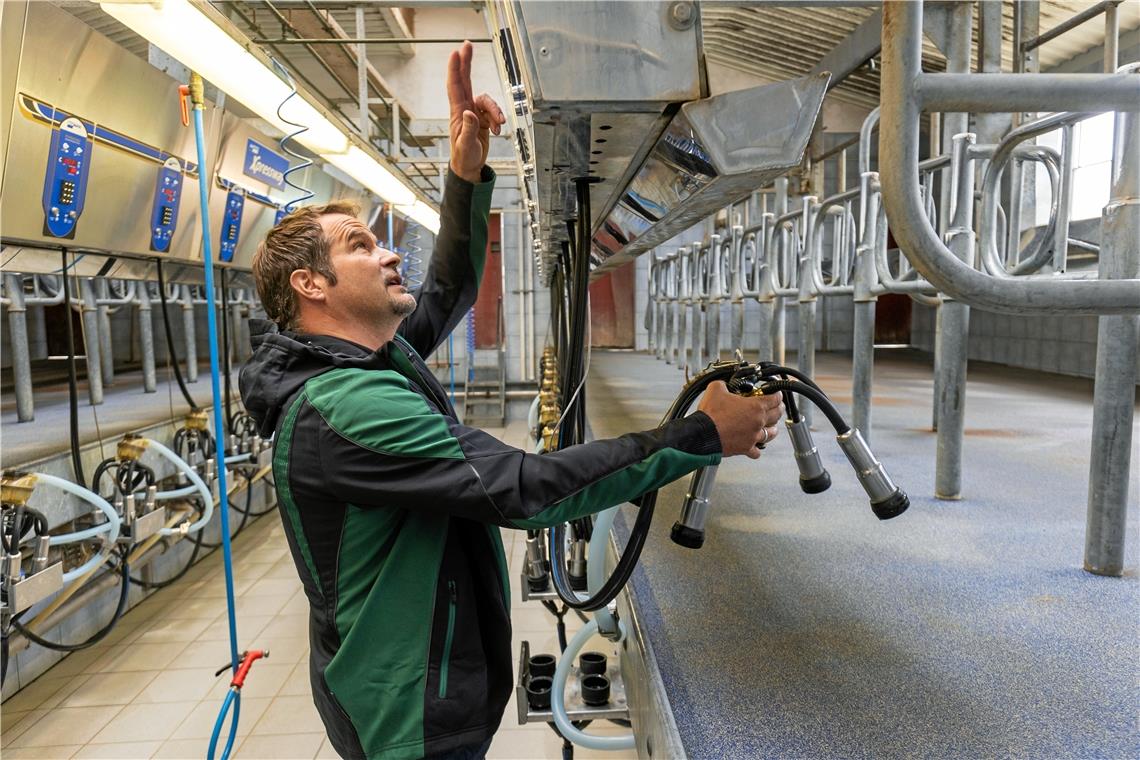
[230,649,268,689]
[178,85,190,127]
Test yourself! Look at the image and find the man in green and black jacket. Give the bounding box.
[240,43,784,760]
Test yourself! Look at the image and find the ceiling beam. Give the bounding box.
[809,8,882,89]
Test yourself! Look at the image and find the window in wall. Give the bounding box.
[1035,112,1116,226]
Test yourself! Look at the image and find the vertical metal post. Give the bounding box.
[797,198,818,426]
[770,177,788,365]
[1104,2,1119,73]
[181,284,198,382]
[96,279,115,387]
[392,102,401,158]
[4,273,35,422]
[1084,105,1138,577]
[28,303,47,360]
[1053,124,1075,273]
[935,132,976,500]
[851,172,877,438]
[230,299,246,364]
[355,4,370,143]
[976,0,1011,142]
[79,278,104,405]
[678,248,690,370]
[932,1,974,497]
[137,283,157,393]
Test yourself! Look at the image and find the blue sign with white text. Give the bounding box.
[243,139,289,190]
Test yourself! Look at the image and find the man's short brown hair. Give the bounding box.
[252,200,361,329]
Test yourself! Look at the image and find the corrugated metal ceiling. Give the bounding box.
[702,1,1140,108]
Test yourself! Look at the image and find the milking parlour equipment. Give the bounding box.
[484,0,1140,754]
[484,1,917,754]
[0,1,412,744]
[647,1,1138,568]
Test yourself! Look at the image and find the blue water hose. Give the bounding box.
[187,75,242,760]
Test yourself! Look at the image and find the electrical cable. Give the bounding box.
[156,258,199,410]
[59,249,85,485]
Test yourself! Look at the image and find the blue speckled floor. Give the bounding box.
[589,349,1138,760]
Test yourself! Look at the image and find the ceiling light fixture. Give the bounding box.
[100,0,440,232]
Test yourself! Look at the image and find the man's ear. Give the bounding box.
[289,268,327,306]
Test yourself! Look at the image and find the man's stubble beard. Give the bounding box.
[392,292,417,317]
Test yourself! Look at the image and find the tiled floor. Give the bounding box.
[1,423,640,760]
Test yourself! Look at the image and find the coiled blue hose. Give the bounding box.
[270,58,313,214]
[465,308,476,384]
[400,222,424,290]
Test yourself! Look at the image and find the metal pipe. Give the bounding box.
[251,36,493,44]
[1084,106,1139,577]
[851,172,879,438]
[1104,3,1119,73]
[4,273,35,422]
[96,280,115,388]
[1022,1,1122,54]
[935,132,976,500]
[78,277,104,405]
[771,178,789,365]
[878,0,1140,315]
[180,285,198,383]
[137,283,157,393]
[1053,124,1075,273]
[918,73,1139,114]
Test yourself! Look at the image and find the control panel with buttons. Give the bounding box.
[219,189,245,262]
[149,157,184,252]
[41,117,92,238]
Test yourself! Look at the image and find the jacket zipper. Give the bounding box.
[439,579,457,699]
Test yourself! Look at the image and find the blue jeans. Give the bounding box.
[423,736,493,760]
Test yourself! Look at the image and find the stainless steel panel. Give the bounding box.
[512,1,701,108]
[0,1,28,196]
[590,73,830,277]
[0,2,377,274]
[8,562,63,615]
[1,1,207,262]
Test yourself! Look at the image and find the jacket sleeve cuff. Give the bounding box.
[446,166,496,194]
[660,411,723,457]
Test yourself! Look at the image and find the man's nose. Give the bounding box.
[379,247,402,268]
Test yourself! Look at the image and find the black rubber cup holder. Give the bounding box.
[528,653,556,679]
[580,674,611,706]
[526,676,552,710]
[579,651,607,675]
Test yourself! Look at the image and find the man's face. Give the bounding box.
[317,213,416,326]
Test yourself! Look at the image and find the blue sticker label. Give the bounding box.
[243,138,288,189]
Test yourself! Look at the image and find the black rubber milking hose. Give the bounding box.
[547,363,739,610]
[60,248,86,485]
[12,549,131,652]
[758,379,851,433]
[155,258,199,410]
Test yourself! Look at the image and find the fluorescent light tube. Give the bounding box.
[395,200,441,234]
[100,0,439,226]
